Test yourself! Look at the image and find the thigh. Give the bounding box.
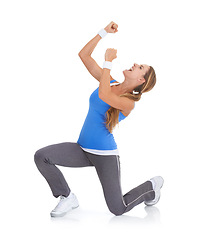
[86,153,126,215]
[35,142,93,167]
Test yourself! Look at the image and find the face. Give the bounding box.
[123,63,150,85]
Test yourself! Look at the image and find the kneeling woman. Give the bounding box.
[34,21,164,217]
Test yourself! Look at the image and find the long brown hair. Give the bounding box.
[105,66,156,133]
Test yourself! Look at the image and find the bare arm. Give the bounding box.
[78,22,118,82]
[99,49,134,115]
[78,35,104,81]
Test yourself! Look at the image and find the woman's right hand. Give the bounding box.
[104,21,118,33]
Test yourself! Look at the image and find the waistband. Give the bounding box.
[81,147,119,156]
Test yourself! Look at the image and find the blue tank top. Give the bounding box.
[77,80,126,152]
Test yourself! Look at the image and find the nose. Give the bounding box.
[134,63,139,68]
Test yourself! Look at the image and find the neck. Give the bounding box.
[115,79,136,95]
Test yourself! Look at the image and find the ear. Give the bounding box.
[137,77,146,84]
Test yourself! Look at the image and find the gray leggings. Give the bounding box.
[34,142,155,216]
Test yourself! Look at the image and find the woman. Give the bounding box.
[34,21,164,217]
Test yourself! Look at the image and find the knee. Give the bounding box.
[34,149,46,166]
[107,204,125,216]
[109,208,124,216]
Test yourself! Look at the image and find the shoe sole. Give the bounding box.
[152,176,164,191]
[50,204,79,217]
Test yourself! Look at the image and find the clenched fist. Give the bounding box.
[104,21,118,33]
[105,48,117,62]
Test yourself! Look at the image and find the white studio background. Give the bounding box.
[0,0,222,239]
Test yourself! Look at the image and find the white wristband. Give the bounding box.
[98,28,108,38]
[103,61,112,70]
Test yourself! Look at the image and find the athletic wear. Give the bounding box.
[34,81,163,216]
[144,176,164,206]
[34,142,155,216]
[50,192,79,217]
[77,80,126,155]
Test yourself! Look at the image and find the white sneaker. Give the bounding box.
[145,176,164,206]
[50,192,79,217]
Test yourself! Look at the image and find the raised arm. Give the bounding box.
[99,49,135,116]
[78,22,118,82]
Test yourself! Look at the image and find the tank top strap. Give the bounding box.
[110,80,120,86]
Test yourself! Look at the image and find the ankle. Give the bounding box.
[67,192,72,198]
[61,191,72,199]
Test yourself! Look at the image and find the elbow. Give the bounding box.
[78,51,89,62]
[78,51,83,59]
[98,89,107,101]
[78,49,86,59]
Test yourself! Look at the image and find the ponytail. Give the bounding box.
[105,66,156,133]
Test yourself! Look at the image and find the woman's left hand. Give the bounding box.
[105,48,117,62]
